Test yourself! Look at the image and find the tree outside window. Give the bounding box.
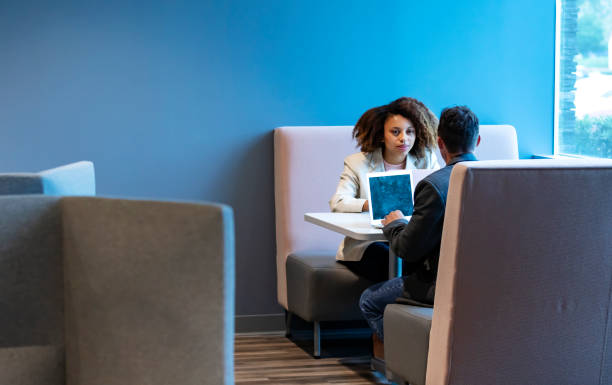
[557,0,612,159]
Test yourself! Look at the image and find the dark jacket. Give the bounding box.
[382,153,477,305]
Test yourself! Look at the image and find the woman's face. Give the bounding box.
[383,114,416,158]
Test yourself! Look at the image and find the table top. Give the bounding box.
[304,212,386,241]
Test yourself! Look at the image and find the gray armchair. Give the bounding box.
[0,161,95,195]
[0,196,235,385]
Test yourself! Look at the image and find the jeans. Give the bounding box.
[359,276,404,340]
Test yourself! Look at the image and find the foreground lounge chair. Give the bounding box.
[0,196,235,385]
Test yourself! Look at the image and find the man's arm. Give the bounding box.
[382,181,445,263]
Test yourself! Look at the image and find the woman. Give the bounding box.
[329,97,439,283]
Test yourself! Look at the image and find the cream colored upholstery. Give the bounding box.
[434,124,518,165]
[274,126,357,309]
[426,159,612,385]
[385,158,612,384]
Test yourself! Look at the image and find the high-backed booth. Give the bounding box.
[385,159,612,385]
[274,125,518,356]
[0,196,235,385]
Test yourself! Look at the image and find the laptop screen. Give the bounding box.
[368,173,414,220]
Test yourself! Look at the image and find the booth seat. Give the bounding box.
[384,159,612,385]
[274,125,518,357]
[0,161,95,196]
[0,196,235,385]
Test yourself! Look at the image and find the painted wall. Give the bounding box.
[0,1,555,317]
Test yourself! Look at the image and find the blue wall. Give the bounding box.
[0,1,555,316]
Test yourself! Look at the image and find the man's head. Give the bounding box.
[437,106,480,162]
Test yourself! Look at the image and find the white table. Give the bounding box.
[304,212,400,278]
[304,212,385,241]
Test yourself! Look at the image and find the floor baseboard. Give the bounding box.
[235,313,373,338]
[235,313,285,334]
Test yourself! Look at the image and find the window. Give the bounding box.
[555,0,612,159]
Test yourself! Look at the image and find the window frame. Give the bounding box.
[554,0,562,155]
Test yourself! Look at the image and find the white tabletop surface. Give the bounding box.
[304,212,386,241]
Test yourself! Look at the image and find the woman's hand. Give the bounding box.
[381,210,404,226]
[362,200,369,212]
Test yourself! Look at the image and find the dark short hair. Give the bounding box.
[438,106,479,153]
[352,97,438,160]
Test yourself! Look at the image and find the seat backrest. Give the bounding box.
[0,161,96,196]
[273,124,518,309]
[427,159,612,385]
[274,126,357,308]
[62,197,235,385]
[434,124,518,164]
[0,196,235,385]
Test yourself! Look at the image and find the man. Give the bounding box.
[359,105,481,359]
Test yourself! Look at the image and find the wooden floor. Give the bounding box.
[235,334,391,384]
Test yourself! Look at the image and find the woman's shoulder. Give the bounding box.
[426,148,440,168]
[344,151,370,166]
[411,147,440,169]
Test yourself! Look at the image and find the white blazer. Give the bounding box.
[329,147,440,261]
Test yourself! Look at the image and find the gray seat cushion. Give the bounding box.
[286,252,374,322]
[384,304,433,385]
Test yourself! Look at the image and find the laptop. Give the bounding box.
[366,169,436,228]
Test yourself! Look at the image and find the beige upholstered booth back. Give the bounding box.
[274,125,518,309]
[434,124,518,165]
[427,159,612,385]
[274,126,357,308]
